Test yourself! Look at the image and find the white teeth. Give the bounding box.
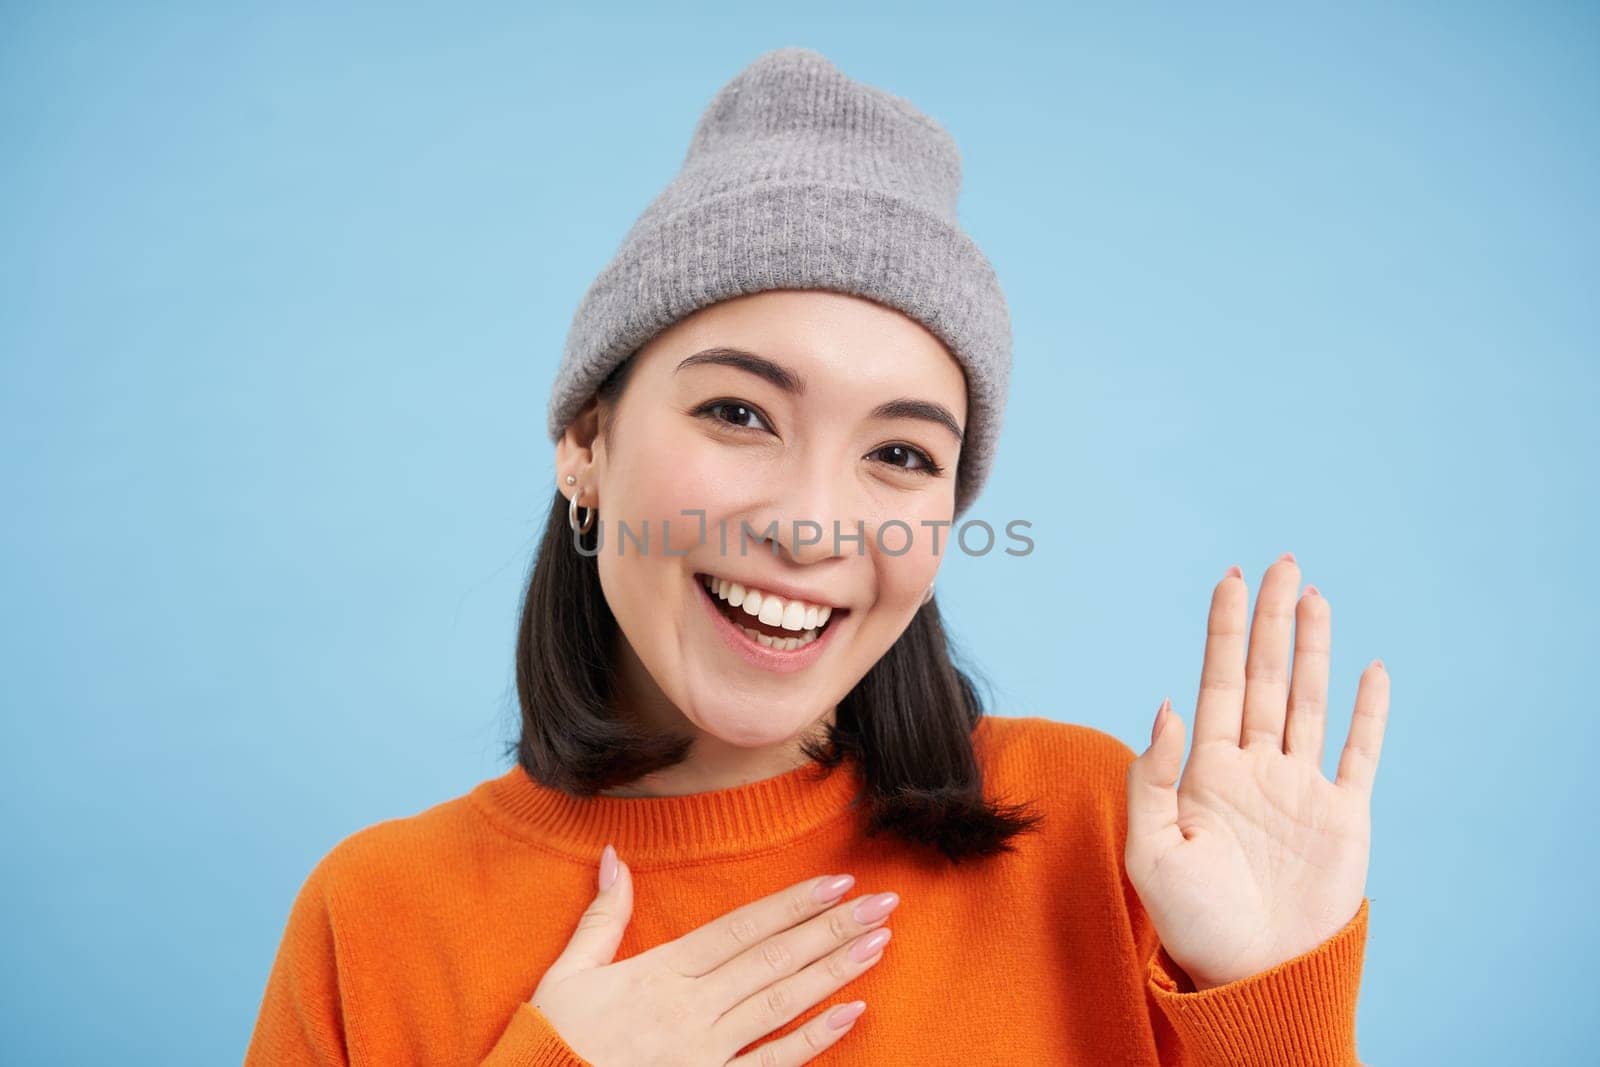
[702,572,835,650]
[736,623,812,651]
[703,574,836,632]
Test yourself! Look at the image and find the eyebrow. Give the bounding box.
[675,346,965,444]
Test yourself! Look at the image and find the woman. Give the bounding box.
[246,47,1388,1066]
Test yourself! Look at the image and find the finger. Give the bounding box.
[660,874,858,978]
[1240,553,1301,750]
[1191,565,1249,748]
[1125,698,1187,872]
[1335,660,1390,795]
[725,1001,870,1067]
[701,891,898,1011]
[544,847,633,983]
[718,930,888,1062]
[1284,586,1332,767]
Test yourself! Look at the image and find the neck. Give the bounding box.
[599,725,833,797]
[602,636,837,798]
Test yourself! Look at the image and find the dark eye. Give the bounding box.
[698,400,772,433]
[873,444,943,477]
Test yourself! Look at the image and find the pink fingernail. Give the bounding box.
[814,874,856,903]
[1280,551,1297,563]
[599,843,618,892]
[1225,564,1243,579]
[1304,584,1320,598]
[828,1000,867,1030]
[853,892,900,924]
[849,927,893,962]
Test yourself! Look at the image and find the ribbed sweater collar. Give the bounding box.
[470,754,868,866]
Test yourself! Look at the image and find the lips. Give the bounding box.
[693,571,846,672]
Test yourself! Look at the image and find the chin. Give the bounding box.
[686,704,817,750]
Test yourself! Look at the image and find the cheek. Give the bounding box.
[595,445,734,632]
[871,502,950,596]
[606,429,731,535]
[619,431,745,522]
[876,559,938,615]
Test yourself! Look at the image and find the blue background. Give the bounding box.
[3,3,1594,1063]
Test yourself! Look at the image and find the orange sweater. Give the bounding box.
[246,715,1369,1065]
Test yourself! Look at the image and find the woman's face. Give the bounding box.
[557,289,967,765]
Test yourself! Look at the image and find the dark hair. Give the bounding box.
[509,357,1044,865]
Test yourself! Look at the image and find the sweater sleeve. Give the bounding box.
[1123,863,1370,1067]
[479,1003,595,1066]
[244,854,591,1066]
[243,858,353,1066]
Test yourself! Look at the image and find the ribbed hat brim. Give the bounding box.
[549,179,1010,519]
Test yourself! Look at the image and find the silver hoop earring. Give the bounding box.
[922,584,935,605]
[568,488,596,535]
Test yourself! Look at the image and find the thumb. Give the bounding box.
[1126,698,1185,863]
[548,843,634,979]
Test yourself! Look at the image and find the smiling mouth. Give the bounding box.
[694,572,846,651]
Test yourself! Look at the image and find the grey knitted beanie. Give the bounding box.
[547,46,1011,519]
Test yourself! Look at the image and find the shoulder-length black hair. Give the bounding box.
[510,356,1044,865]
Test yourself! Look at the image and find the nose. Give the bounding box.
[756,458,864,567]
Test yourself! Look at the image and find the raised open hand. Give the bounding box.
[1124,552,1390,990]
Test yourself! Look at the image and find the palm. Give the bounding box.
[1125,554,1390,990]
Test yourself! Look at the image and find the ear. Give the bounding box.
[555,399,603,492]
